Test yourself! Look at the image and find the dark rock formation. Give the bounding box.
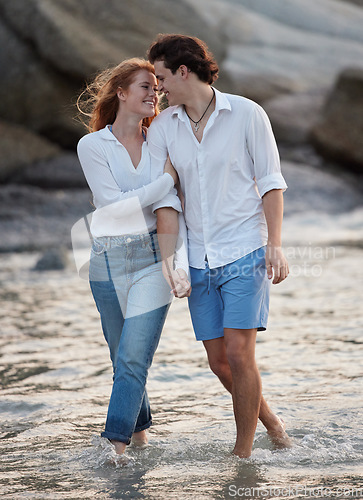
[0,184,92,252]
[0,0,226,149]
[33,247,69,271]
[0,120,60,182]
[10,153,88,189]
[189,0,363,102]
[264,91,326,144]
[311,68,363,174]
[282,161,363,215]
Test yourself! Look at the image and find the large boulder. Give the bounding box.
[0,16,84,149]
[344,0,363,6]
[0,184,92,252]
[33,247,69,271]
[264,91,326,144]
[10,153,88,189]
[311,68,363,174]
[282,160,363,215]
[0,120,60,182]
[0,0,226,148]
[186,0,363,102]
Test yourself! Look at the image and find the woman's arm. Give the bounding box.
[77,136,174,211]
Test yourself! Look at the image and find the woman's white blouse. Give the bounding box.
[77,125,181,237]
[74,125,188,274]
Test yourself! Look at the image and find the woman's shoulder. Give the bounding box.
[77,126,110,150]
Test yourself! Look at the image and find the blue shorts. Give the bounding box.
[188,247,270,341]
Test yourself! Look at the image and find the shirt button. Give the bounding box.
[126,237,132,243]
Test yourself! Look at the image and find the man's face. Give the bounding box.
[154,60,183,106]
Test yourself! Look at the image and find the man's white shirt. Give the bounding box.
[148,88,287,270]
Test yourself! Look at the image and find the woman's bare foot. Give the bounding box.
[110,439,127,455]
[267,417,292,449]
[131,430,148,449]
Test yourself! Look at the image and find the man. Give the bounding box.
[147,34,290,458]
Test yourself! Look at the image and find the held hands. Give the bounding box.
[170,268,192,298]
[162,262,191,298]
[164,156,179,185]
[265,244,289,284]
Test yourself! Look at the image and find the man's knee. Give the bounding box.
[225,337,256,372]
[208,355,229,379]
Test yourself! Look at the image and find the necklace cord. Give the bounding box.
[185,88,215,131]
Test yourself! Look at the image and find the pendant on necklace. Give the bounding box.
[194,123,200,132]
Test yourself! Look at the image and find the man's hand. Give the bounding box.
[171,268,191,298]
[162,262,191,298]
[265,244,289,284]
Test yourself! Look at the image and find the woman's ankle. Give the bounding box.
[110,439,127,455]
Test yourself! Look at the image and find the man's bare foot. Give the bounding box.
[131,430,149,449]
[267,416,292,449]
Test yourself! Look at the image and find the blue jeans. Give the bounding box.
[89,230,171,444]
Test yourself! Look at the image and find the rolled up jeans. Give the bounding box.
[89,230,171,444]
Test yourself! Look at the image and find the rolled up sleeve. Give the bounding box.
[152,190,182,213]
[256,172,287,198]
[247,105,287,198]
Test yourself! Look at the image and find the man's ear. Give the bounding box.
[179,65,190,79]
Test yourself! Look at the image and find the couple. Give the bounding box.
[76,34,290,460]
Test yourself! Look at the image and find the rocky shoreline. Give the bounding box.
[1,0,363,256]
[0,146,361,256]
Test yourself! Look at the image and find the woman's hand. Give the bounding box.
[164,156,179,185]
[177,183,185,211]
[162,262,191,298]
[170,268,192,298]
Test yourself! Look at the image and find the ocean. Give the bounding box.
[0,180,362,499]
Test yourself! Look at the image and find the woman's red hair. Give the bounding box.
[77,58,158,132]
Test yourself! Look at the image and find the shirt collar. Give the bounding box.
[98,125,117,141]
[171,87,232,122]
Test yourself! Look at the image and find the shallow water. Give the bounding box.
[0,209,362,499]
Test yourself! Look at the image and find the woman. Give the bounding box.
[77,58,190,458]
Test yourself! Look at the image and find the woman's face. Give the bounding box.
[119,69,158,118]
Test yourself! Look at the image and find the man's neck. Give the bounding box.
[183,85,215,122]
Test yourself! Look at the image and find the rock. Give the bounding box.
[2,0,363,152]
[343,0,363,6]
[311,68,363,173]
[0,184,93,252]
[10,153,88,189]
[282,161,363,215]
[1,158,361,254]
[0,120,60,182]
[186,0,363,102]
[0,0,226,148]
[0,0,225,80]
[33,247,69,271]
[0,16,84,149]
[279,144,325,170]
[264,91,326,144]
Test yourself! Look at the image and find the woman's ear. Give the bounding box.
[117,87,126,101]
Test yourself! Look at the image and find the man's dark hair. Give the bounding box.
[148,34,219,85]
